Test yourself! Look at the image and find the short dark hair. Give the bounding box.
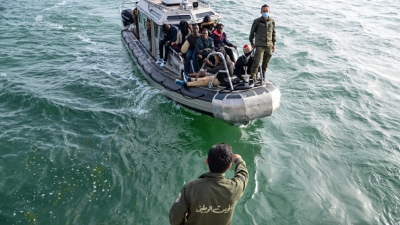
[261,4,269,10]
[162,24,170,32]
[216,23,224,28]
[208,143,233,173]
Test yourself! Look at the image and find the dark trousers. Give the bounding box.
[197,50,211,68]
[184,49,198,73]
[159,39,171,61]
[224,47,235,62]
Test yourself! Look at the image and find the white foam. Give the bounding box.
[48,22,64,29]
[76,34,96,45]
[56,1,67,7]
[35,15,43,22]
[44,0,67,11]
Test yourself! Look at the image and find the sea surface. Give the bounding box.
[1,0,399,224]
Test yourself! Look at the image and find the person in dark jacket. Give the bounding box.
[234,44,254,80]
[180,24,200,73]
[199,15,214,36]
[157,23,178,67]
[249,4,276,80]
[169,143,248,225]
[211,23,237,62]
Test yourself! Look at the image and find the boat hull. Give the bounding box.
[121,30,280,123]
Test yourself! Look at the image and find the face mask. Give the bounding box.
[262,12,269,18]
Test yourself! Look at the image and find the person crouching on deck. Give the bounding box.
[233,44,254,81]
[175,48,234,87]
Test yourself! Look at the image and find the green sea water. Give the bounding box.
[1,0,399,224]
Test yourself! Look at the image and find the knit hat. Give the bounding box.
[243,44,252,54]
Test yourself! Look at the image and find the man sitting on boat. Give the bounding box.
[175,48,234,87]
[195,28,215,68]
[156,24,178,67]
[199,15,215,36]
[180,24,201,73]
[171,21,191,52]
[211,23,237,63]
[234,44,254,81]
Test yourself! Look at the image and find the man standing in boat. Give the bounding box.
[169,143,248,225]
[249,4,276,81]
[157,24,178,67]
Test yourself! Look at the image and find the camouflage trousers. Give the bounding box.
[250,46,273,80]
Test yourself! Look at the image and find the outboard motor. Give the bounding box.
[121,9,134,27]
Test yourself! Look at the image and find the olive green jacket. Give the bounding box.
[169,159,249,225]
[249,16,276,48]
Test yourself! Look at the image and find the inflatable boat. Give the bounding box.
[119,0,280,123]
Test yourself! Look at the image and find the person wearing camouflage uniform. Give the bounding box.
[169,143,249,225]
[249,4,276,80]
